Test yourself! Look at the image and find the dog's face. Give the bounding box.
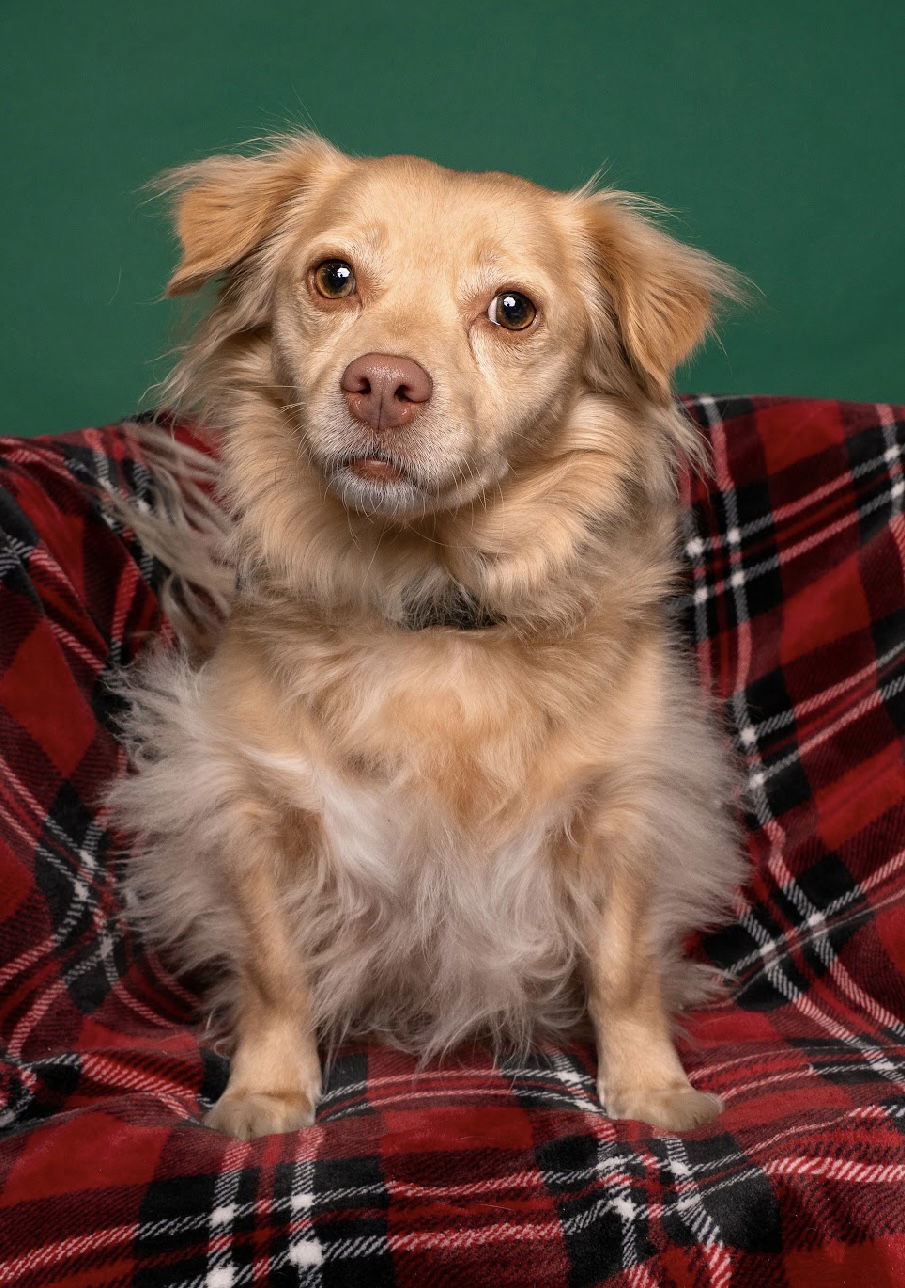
[270,158,590,517]
[163,135,735,523]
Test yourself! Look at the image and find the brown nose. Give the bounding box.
[341,353,433,431]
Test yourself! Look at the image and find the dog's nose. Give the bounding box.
[341,354,433,431]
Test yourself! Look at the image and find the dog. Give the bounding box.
[109,133,746,1139]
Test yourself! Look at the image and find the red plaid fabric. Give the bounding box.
[0,397,903,1287]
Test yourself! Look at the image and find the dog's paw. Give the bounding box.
[600,1082,722,1132]
[204,1089,318,1139]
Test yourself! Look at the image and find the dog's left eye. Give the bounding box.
[313,259,356,298]
[487,291,537,331]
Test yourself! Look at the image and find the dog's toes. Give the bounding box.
[204,1089,318,1139]
[600,1082,722,1132]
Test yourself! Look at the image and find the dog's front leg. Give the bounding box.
[586,859,721,1132]
[204,808,321,1139]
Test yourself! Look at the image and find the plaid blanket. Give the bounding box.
[0,397,903,1286]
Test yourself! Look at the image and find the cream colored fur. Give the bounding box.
[109,134,746,1138]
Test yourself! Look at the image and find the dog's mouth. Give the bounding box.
[324,450,429,517]
[344,455,408,485]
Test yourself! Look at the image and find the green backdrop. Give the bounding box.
[3,1,903,436]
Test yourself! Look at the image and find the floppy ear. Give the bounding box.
[158,133,345,297]
[580,192,740,403]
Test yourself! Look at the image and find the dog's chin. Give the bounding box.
[325,456,433,519]
[319,449,506,520]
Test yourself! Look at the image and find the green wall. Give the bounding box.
[3,1,903,436]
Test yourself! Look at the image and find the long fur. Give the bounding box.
[108,134,746,1133]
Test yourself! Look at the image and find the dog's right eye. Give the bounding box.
[312,260,356,298]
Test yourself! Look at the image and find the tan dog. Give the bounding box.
[111,134,745,1139]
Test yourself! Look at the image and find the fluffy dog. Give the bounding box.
[110,133,745,1139]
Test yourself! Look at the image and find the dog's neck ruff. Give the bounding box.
[401,584,502,632]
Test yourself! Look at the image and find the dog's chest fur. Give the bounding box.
[224,620,603,1051]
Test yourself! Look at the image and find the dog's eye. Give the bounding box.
[313,259,356,298]
[487,291,536,331]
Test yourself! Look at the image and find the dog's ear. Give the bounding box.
[579,193,741,403]
[158,134,345,297]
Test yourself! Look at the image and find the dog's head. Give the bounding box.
[161,134,737,528]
